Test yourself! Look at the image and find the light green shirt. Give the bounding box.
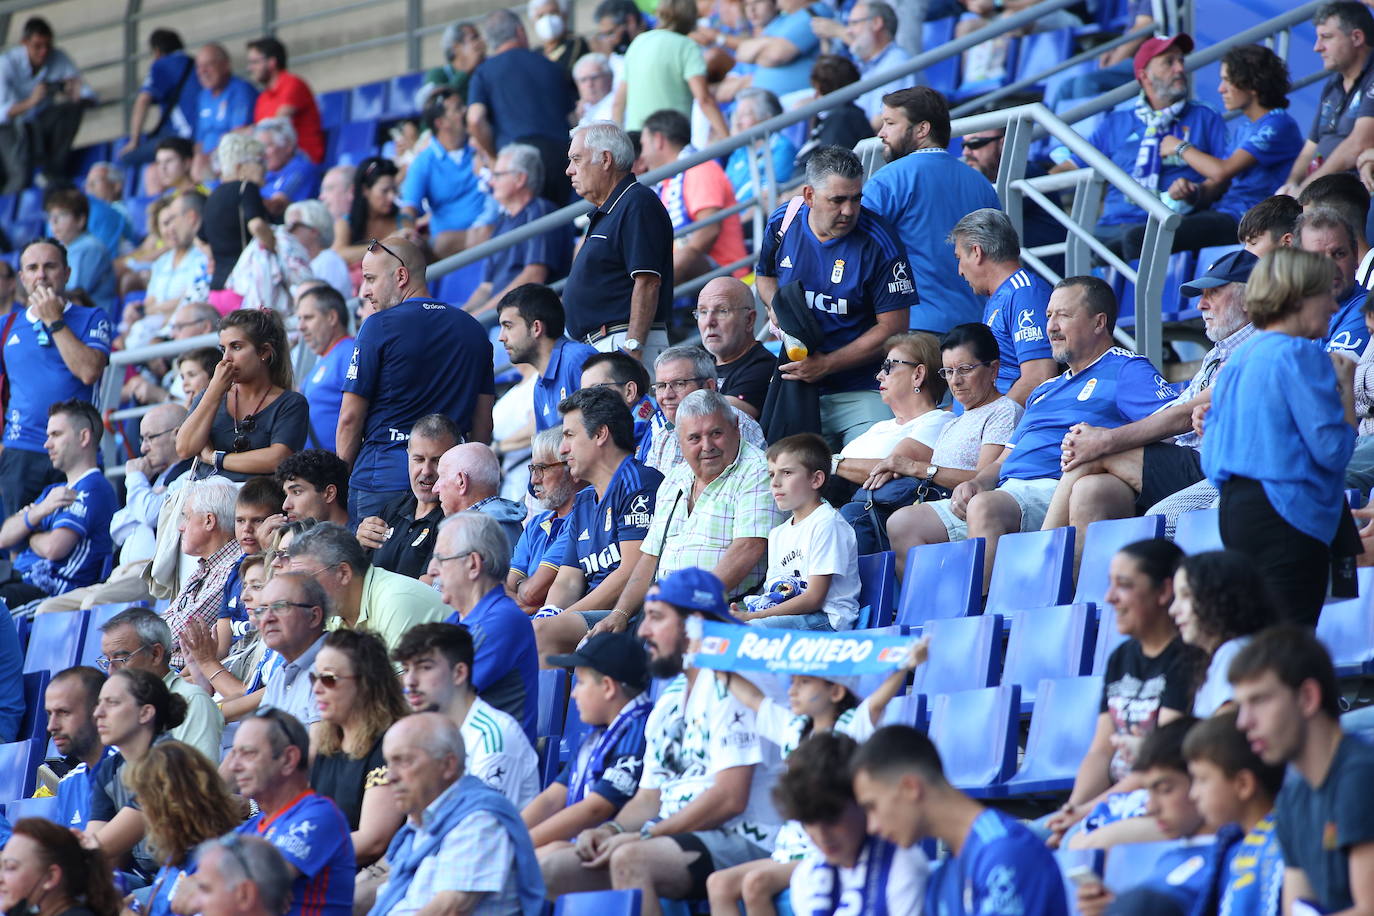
[622,29,707,130]
[165,669,224,763]
[326,565,451,650]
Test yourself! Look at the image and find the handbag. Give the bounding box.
[843,476,949,554]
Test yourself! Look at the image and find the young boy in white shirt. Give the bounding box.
[732,433,861,631]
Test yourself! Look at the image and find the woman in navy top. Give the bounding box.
[1202,248,1356,626]
[1152,44,1303,253]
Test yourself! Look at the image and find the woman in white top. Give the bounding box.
[1169,549,1278,717]
[831,332,954,487]
[865,323,1024,494]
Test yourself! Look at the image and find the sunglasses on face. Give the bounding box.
[961,135,1003,151]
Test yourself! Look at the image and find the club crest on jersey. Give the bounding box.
[1077,378,1098,401]
[831,259,845,283]
[605,506,614,532]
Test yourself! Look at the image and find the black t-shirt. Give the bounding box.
[1100,637,1194,781]
[191,389,310,482]
[562,173,673,341]
[716,341,776,416]
[200,180,270,289]
[797,104,874,167]
[370,492,444,579]
[309,735,388,831]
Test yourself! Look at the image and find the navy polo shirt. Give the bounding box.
[1311,56,1374,161]
[534,337,599,431]
[467,47,576,149]
[342,298,494,493]
[483,196,574,293]
[563,174,674,341]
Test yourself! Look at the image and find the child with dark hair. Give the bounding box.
[776,732,929,916]
[1182,711,1286,916]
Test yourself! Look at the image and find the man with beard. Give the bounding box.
[862,87,1001,336]
[295,285,354,452]
[44,665,113,829]
[498,284,598,432]
[508,426,581,612]
[540,568,780,916]
[356,414,459,579]
[1051,35,1227,258]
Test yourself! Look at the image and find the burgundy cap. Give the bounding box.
[1133,33,1194,81]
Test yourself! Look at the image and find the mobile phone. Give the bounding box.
[1065,865,1104,891]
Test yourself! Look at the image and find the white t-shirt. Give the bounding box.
[310,248,352,299]
[462,696,541,808]
[789,836,929,916]
[1193,637,1249,717]
[765,502,861,630]
[840,410,953,460]
[643,671,782,848]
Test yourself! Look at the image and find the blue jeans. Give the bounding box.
[748,612,834,631]
[348,488,408,527]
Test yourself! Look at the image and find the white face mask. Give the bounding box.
[534,12,565,41]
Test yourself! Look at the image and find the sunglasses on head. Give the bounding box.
[367,237,404,266]
[961,135,1003,150]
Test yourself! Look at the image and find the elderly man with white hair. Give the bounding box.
[164,476,244,666]
[643,345,766,472]
[318,163,355,221]
[574,54,615,125]
[563,121,673,366]
[190,834,296,916]
[431,512,540,742]
[286,199,350,297]
[255,116,320,219]
[462,143,573,316]
[434,442,526,546]
[368,712,544,916]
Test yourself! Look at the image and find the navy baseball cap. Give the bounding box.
[1180,249,1258,298]
[546,631,650,691]
[646,567,730,622]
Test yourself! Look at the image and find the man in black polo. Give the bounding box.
[563,120,673,366]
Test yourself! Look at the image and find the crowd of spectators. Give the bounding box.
[0,1,1370,915]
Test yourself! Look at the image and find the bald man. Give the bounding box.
[192,43,258,178]
[338,237,496,522]
[695,277,772,419]
[434,443,525,548]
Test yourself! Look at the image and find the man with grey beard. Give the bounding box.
[1050,34,1227,258]
[507,425,581,612]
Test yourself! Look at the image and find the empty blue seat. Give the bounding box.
[922,18,959,96]
[318,90,349,130]
[1074,516,1165,605]
[5,795,59,823]
[896,538,984,627]
[18,671,49,740]
[349,81,388,121]
[1318,568,1374,677]
[559,693,593,768]
[883,690,927,729]
[985,527,1074,617]
[1174,508,1222,554]
[123,194,155,239]
[856,551,897,629]
[1002,604,1096,711]
[0,739,43,799]
[1014,29,1074,90]
[913,614,1003,698]
[433,259,486,306]
[928,684,1020,795]
[556,890,643,916]
[385,73,424,119]
[23,611,87,675]
[332,120,379,166]
[537,669,569,739]
[1091,607,1128,675]
[996,676,1103,796]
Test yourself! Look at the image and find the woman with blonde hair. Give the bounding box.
[1202,246,1357,626]
[309,628,408,866]
[125,741,242,916]
[203,133,276,297]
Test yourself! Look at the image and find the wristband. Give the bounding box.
[209,668,231,683]
[607,821,625,834]
[21,508,33,531]
[1174,140,1193,156]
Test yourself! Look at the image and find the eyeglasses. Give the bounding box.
[652,377,709,395]
[96,644,150,672]
[169,319,206,333]
[431,550,475,566]
[142,427,178,443]
[251,705,294,747]
[367,237,404,266]
[528,460,567,476]
[879,358,921,375]
[309,671,359,689]
[960,134,1003,151]
[691,307,749,321]
[937,361,993,380]
[488,170,518,180]
[846,14,877,25]
[250,599,317,619]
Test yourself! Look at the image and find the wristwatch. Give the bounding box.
[924,464,939,481]
[44,318,66,335]
[831,453,844,474]
[214,450,227,472]
[623,337,642,353]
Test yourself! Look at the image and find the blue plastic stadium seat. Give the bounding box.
[5,795,59,823]
[559,693,593,770]
[556,890,643,916]
[18,671,49,740]
[23,611,87,675]
[1091,607,1128,675]
[124,195,156,239]
[349,81,388,122]
[332,120,379,166]
[434,260,486,307]
[1103,840,1183,894]
[385,73,424,119]
[985,527,1074,617]
[913,613,1003,698]
[955,36,1020,101]
[856,551,897,629]
[1014,29,1074,90]
[927,684,1020,795]
[1318,568,1374,677]
[896,538,984,627]
[537,669,569,739]
[318,90,349,130]
[883,690,927,728]
[922,18,959,96]
[1174,508,1222,554]
[1002,604,1096,712]
[0,739,44,799]
[996,676,1104,796]
[1074,516,1165,605]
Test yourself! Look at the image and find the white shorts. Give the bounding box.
[929,476,1060,541]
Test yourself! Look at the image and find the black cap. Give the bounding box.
[545,630,650,690]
